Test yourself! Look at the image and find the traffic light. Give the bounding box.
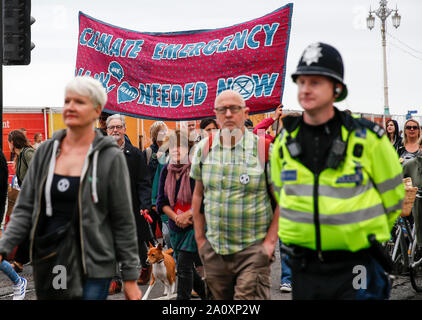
[2,0,35,65]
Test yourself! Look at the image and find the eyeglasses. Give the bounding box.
[107,125,124,131]
[214,105,244,114]
[405,126,419,130]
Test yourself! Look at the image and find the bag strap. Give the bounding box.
[200,135,269,167]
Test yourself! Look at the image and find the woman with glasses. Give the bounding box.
[399,119,421,165]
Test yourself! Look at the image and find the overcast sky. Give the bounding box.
[3,0,422,116]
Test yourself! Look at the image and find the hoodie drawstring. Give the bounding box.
[45,140,60,217]
[91,150,99,203]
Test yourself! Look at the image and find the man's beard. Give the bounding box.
[111,134,122,143]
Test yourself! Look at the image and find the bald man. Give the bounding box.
[190,90,279,300]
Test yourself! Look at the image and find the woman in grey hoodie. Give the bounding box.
[0,76,141,300]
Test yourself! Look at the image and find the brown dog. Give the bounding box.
[141,242,176,300]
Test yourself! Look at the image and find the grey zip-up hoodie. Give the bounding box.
[0,129,140,281]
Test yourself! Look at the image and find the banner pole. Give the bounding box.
[141,118,144,150]
[50,108,54,137]
[0,2,3,151]
[43,108,48,140]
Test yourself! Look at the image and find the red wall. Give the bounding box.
[3,113,45,161]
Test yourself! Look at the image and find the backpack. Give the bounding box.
[200,134,277,210]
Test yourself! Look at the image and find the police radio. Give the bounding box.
[326,137,347,169]
[286,136,302,158]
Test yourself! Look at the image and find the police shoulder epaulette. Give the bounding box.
[273,128,285,142]
[282,115,302,133]
[354,118,385,139]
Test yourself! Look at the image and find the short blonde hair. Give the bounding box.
[65,76,107,110]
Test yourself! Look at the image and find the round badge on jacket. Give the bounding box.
[239,174,250,185]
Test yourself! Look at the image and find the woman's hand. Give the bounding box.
[272,104,283,120]
[175,210,193,228]
[123,280,142,300]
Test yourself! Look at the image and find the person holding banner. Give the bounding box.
[270,42,404,300]
[191,90,279,300]
[0,76,141,300]
[253,104,284,142]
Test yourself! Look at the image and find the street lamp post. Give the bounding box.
[367,0,401,116]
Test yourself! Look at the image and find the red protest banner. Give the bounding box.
[76,4,293,120]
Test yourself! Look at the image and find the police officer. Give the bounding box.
[270,42,405,300]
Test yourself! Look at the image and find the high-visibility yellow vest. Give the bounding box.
[270,113,404,253]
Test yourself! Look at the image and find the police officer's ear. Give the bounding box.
[334,84,342,99]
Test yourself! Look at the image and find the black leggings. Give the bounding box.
[176,251,206,300]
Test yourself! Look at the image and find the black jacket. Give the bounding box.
[389,119,403,154]
[123,142,153,241]
[143,142,160,185]
[123,142,152,214]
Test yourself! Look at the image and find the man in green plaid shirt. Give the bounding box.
[191,90,279,300]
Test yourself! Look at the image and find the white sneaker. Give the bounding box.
[13,277,27,300]
[280,283,292,293]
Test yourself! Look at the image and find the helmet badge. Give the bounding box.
[302,43,323,66]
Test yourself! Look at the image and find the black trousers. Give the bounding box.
[288,251,390,300]
[177,251,206,300]
[14,235,30,264]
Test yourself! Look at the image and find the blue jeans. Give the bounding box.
[355,257,391,300]
[83,278,112,300]
[279,239,292,285]
[0,260,21,285]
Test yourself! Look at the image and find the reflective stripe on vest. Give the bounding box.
[377,173,403,194]
[283,172,402,199]
[386,199,403,214]
[280,203,385,225]
[283,182,373,199]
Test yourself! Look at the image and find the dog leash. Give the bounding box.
[141,209,158,246]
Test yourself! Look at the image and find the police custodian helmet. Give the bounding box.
[291,42,348,102]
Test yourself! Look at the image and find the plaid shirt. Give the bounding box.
[190,129,273,255]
